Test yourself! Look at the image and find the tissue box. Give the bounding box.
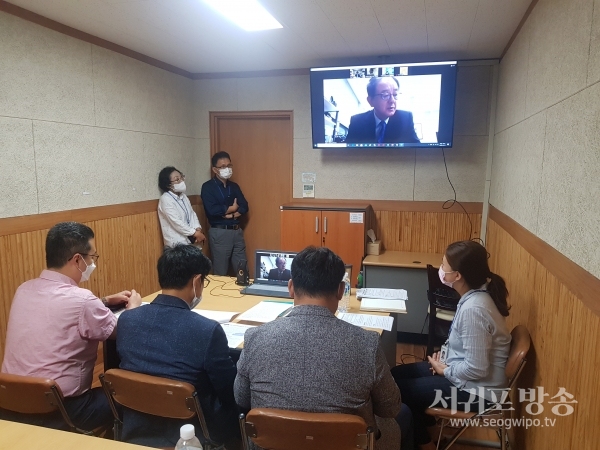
[366,240,381,255]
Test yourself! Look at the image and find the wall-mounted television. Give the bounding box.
[310,61,457,149]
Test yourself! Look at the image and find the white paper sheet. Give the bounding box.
[356,288,408,300]
[114,302,150,319]
[220,323,256,348]
[236,301,293,323]
[192,309,239,324]
[360,298,407,313]
[337,313,394,331]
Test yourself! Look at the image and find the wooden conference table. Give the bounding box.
[104,276,398,370]
[0,419,155,450]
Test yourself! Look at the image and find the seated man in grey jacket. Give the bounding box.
[234,246,402,450]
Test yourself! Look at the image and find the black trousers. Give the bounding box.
[62,387,113,431]
[391,362,490,446]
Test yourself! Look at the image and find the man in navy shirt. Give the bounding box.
[201,151,249,275]
[116,245,239,447]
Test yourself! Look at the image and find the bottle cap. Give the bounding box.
[180,424,195,440]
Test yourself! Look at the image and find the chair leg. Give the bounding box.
[500,424,507,450]
[436,419,446,450]
[113,419,121,441]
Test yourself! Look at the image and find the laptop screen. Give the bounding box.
[254,250,297,285]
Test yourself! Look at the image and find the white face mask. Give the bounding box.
[190,279,202,310]
[172,181,186,193]
[438,265,456,288]
[78,257,96,282]
[219,168,232,179]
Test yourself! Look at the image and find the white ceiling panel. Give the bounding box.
[6,0,531,73]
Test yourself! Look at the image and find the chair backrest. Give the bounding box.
[505,325,531,386]
[242,408,374,450]
[0,372,62,414]
[101,368,196,420]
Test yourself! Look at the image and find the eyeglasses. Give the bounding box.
[80,253,100,263]
[203,276,211,288]
[374,93,398,101]
[215,164,233,170]
[170,174,185,184]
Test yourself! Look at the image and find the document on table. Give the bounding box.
[221,323,255,348]
[236,300,293,323]
[192,309,240,324]
[360,298,407,313]
[114,302,150,319]
[337,313,394,332]
[356,288,408,300]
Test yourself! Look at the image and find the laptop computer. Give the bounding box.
[240,249,297,298]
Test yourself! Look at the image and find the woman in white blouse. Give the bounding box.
[157,166,205,248]
[391,240,511,450]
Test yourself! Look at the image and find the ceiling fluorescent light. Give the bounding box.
[204,0,283,31]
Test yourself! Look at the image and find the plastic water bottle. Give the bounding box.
[175,424,203,450]
[338,272,351,313]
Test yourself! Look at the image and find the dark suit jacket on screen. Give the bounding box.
[345,109,420,144]
[116,294,238,447]
[234,305,401,450]
[267,268,291,281]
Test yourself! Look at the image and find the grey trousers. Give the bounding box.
[208,227,247,276]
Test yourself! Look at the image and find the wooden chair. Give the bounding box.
[0,372,101,435]
[426,325,531,450]
[426,264,460,356]
[99,368,222,449]
[239,408,375,450]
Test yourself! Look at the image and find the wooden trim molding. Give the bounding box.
[489,205,600,316]
[0,195,202,237]
[500,0,540,60]
[193,68,309,80]
[288,199,483,214]
[0,0,193,79]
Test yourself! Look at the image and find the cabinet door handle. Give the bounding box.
[315,216,319,233]
[324,217,327,233]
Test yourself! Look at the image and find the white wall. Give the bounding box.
[491,0,600,278]
[193,65,493,203]
[0,11,206,218]
[0,9,494,221]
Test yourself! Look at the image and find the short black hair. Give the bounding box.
[291,246,345,297]
[157,245,212,289]
[46,222,94,269]
[158,166,181,193]
[367,76,400,97]
[211,151,231,167]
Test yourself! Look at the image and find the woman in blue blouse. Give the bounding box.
[392,240,511,450]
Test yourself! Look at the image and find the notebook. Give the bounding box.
[240,249,297,298]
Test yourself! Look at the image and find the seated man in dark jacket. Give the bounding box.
[116,245,238,448]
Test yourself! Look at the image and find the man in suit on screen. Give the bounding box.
[234,246,402,450]
[267,257,291,281]
[345,76,420,145]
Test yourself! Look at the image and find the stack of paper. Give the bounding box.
[357,288,407,313]
[192,309,239,324]
[236,301,293,323]
[360,298,406,313]
[220,323,255,348]
[338,313,394,331]
[356,288,407,300]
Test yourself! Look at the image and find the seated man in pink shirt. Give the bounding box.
[1,221,142,431]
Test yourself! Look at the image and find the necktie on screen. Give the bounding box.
[377,121,386,143]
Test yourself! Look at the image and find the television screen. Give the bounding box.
[310,61,457,149]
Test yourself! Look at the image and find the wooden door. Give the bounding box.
[280,209,322,252]
[210,112,292,276]
[322,210,366,278]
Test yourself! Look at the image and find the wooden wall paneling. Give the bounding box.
[374,211,481,254]
[486,218,600,449]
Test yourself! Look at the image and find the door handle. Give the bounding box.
[324,217,327,233]
[315,216,319,233]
